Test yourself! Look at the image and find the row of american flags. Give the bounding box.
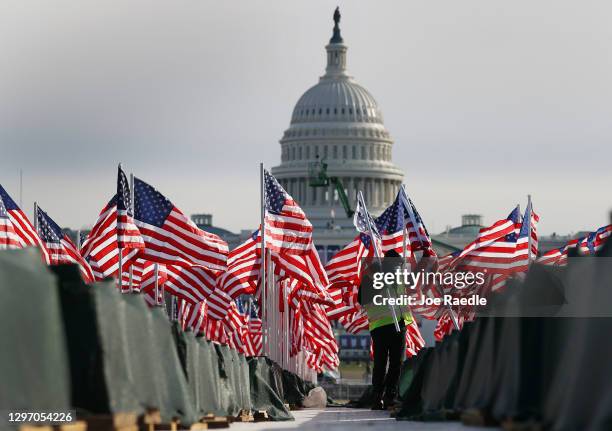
[1,165,610,369]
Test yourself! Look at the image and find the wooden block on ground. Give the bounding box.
[86,413,137,431]
[443,409,461,421]
[253,411,269,422]
[502,419,543,431]
[137,409,164,431]
[200,416,229,429]
[59,422,87,431]
[19,420,87,431]
[461,409,498,427]
[19,426,54,431]
[237,410,253,422]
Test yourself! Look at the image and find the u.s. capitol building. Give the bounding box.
[270,9,404,261]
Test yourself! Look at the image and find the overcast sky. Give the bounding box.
[1,1,610,236]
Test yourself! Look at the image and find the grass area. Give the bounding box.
[339,361,372,382]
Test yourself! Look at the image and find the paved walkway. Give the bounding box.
[231,408,498,431]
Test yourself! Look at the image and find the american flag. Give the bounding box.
[405,320,426,358]
[578,224,611,255]
[142,285,166,308]
[224,301,248,353]
[0,197,20,249]
[116,166,145,250]
[301,301,339,368]
[205,318,227,343]
[247,317,263,356]
[443,204,539,295]
[324,235,374,323]
[178,300,208,334]
[375,192,411,258]
[434,311,456,342]
[263,170,313,255]
[0,184,49,262]
[325,234,372,285]
[36,206,94,282]
[438,250,461,272]
[538,238,579,266]
[447,207,521,274]
[133,177,228,270]
[324,281,358,320]
[165,264,231,320]
[338,307,369,334]
[218,230,260,298]
[511,201,540,274]
[272,242,332,305]
[245,301,263,356]
[80,196,139,281]
[120,258,167,294]
[353,193,381,242]
[399,187,436,256]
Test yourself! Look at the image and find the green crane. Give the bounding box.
[308,157,354,218]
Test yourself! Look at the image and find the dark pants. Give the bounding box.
[371,322,406,403]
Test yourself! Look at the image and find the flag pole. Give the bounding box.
[402,202,408,266]
[117,163,124,293]
[76,230,81,251]
[527,194,532,264]
[154,263,160,306]
[33,201,38,231]
[259,163,268,356]
[284,283,289,368]
[128,173,135,293]
[171,296,177,322]
[358,191,401,332]
[401,186,460,331]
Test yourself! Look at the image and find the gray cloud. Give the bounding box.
[1,0,610,235]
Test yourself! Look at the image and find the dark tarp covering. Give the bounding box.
[214,344,241,417]
[396,348,433,420]
[398,347,430,403]
[1,253,326,426]
[396,238,612,431]
[173,330,223,417]
[248,357,293,421]
[172,328,254,418]
[54,264,198,424]
[281,369,316,407]
[0,249,71,429]
[542,240,612,431]
[488,265,566,423]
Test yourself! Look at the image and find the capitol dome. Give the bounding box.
[271,8,404,253]
[290,79,384,126]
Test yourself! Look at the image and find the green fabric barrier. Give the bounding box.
[173,328,255,418]
[247,357,293,421]
[175,330,223,417]
[52,264,116,415]
[238,353,252,413]
[53,264,197,424]
[202,339,232,416]
[214,344,240,417]
[227,348,243,413]
[0,249,71,429]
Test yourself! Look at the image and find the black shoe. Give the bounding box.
[383,398,397,410]
[371,400,384,410]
